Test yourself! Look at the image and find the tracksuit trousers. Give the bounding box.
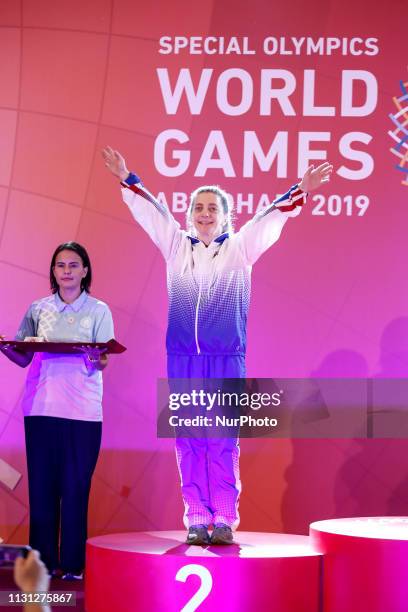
[168,353,245,529]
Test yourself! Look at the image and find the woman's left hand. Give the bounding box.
[79,346,108,370]
[299,162,333,192]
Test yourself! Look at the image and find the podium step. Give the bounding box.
[310,517,408,612]
[86,531,321,612]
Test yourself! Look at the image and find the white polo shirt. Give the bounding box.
[16,292,114,422]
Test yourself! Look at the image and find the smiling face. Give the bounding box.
[191,191,227,244]
[52,249,88,295]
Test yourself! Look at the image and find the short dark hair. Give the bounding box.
[50,242,92,294]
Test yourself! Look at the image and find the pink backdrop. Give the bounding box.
[0,0,407,543]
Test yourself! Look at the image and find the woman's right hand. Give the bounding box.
[0,334,16,349]
[0,334,33,367]
[102,146,129,181]
[0,334,9,348]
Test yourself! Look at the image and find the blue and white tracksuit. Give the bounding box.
[121,174,306,528]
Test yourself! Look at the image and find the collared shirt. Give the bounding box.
[16,292,114,421]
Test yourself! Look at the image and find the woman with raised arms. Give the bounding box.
[103,147,332,545]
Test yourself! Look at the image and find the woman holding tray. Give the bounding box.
[0,242,114,580]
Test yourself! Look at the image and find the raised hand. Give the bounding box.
[299,162,333,192]
[101,146,129,181]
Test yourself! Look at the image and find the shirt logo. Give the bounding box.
[80,316,92,329]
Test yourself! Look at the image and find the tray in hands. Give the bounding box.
[0,338,126,354]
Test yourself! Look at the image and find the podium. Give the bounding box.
[310,517,408,612]
[85,531,321,612]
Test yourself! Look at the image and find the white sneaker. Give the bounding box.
[61,572,83,581]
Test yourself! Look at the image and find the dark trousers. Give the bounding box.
[24,416,102,574]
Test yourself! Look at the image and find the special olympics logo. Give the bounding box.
[389,80,408,186]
